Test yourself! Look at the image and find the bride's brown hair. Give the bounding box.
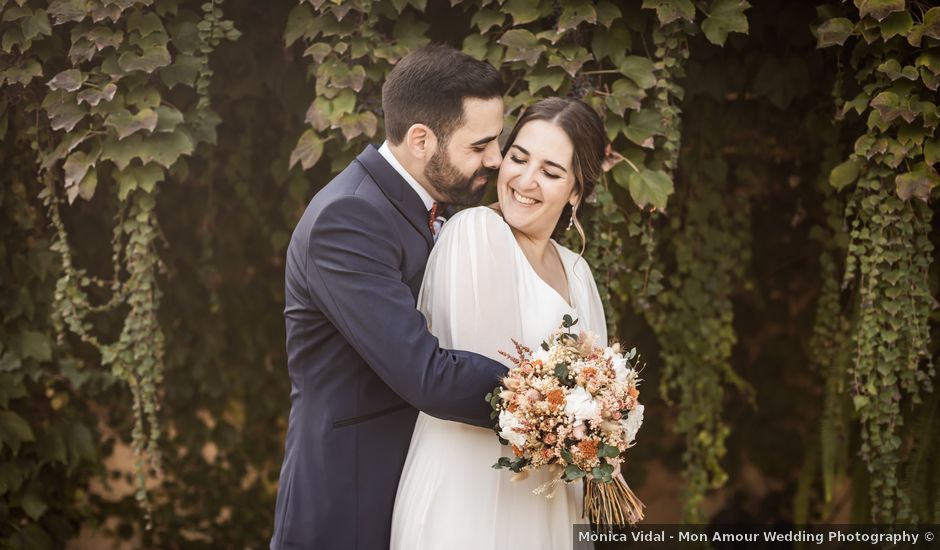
[501,97,606,252]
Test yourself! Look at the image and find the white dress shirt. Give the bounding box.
[377,141,445,239]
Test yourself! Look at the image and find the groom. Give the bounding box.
[271,45,509,549]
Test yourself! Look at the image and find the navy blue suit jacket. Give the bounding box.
[270,145,507,549]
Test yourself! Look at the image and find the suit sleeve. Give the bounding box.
[305,195,506,428]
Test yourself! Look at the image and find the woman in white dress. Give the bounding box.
[391,97,608,550]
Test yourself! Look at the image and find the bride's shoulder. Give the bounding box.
[443,206,511,237]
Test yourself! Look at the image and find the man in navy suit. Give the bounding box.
[271,44,508,549]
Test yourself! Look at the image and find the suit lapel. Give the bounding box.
[355,145,434,249]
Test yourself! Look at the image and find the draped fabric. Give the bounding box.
[391,207,606,550]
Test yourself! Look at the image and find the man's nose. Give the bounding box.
[483,140,502,169]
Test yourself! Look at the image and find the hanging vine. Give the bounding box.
[1,0,239,526]
[816,0,938,523]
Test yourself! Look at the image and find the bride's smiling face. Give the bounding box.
[496,119,577,240]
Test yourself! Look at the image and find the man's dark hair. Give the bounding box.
[382,44,504,145]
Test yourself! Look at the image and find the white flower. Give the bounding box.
[619,404,644,444]
[532,345,551,365]
[564,386,600,423]
[604,347,632,383]
[498,410,528,448]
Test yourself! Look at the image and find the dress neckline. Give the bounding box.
[483,207,575,309]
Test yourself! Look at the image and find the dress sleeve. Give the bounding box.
[418,207,524,366]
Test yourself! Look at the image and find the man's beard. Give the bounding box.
[424,145,495,206]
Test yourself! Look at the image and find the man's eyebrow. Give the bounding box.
[470,135,499,146]
[509,144,568,173]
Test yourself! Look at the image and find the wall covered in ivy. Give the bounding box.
[0,0,937,547]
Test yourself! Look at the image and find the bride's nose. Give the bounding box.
[516,166,540,191]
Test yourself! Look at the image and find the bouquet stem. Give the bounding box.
[583,476,645,527]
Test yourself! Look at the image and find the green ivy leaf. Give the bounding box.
[619,55,656,89]
[624,109,666,147]
[21,10,52,40]
[117,45,171,74]
[591,26,631,66]
[48,0,89,25]
[915,49,940,77]
[642,0,695,26]
[527,66,566,94]
[854,0,905,22]
[895,162,939,202]
[594,1,622,28]
[557,1,596,33]
[127,9,166,38]
[829,158,861,190]
[923,7,940,39]
[870,91,901,122]
[470,9,505,33]
[77,167,97,202]
[925,139,939,166]
[606,78,644,115]
[701,0,750,46]
[878,10,912,41]
[626,168,674,210]
[18,330,51,362]
[66,423,96,463]
[498,29,542,65]
[160,53,202,89]
[283,4,313,47]
[816,18,854,48]
[290,129,324,171]
[76,82,117,106]
[392,13,430,50]
[47,68,85,92]
[462,34,488,60]
[105,108,158,139]
[504,0,542,25]
[113,163,165,200]
[0,410,35,450]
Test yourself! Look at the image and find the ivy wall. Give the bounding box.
[0,0,937,547]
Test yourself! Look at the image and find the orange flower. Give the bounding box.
[507,402,517,413]
[546,389,565,408]
[513,445,524,457]
[578,438,599,458]
[582,367,597,378]
[628,387,639,398]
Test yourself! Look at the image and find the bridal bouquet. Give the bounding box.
[486,315,646,526]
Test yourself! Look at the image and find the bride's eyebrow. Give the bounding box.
[510,145,568,173]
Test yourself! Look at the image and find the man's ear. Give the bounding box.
[404,124,437,161]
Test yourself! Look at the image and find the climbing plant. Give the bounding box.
[815,0,938,524]
[0,0,937,546]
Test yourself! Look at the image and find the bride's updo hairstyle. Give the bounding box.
[501,97,606,250]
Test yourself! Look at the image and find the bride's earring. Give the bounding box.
[566,203,577,231]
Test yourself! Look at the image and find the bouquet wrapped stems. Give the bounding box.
[584,474,645,526]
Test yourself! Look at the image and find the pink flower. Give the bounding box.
[572,423,587,440]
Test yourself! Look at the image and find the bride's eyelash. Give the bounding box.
[511,154,561,179]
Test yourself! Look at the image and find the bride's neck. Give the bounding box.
[510,227,553,263]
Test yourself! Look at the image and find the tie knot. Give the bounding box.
[428,202,446,239]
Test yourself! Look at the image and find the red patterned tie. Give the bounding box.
[428,202,444,237]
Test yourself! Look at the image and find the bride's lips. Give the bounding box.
[511,188,540,206]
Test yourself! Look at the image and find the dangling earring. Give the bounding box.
[566,204,576,231]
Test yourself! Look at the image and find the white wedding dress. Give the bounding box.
[390,206,607,550]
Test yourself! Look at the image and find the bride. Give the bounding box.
[391,97,609,549]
